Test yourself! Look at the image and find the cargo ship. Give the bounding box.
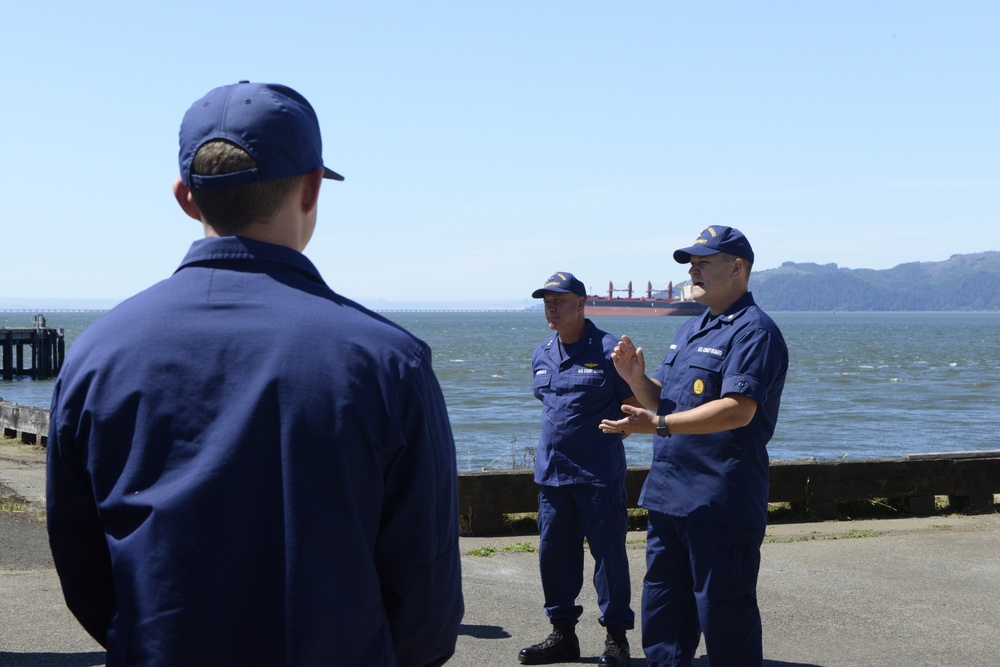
[585,281,704,317]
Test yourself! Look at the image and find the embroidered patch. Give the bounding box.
[693,379,705,395]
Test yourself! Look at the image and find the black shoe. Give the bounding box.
[597,629,630,666]
[517,624,581,665]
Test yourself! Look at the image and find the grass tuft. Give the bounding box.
[467,541,538,557]
[0,493,34,514]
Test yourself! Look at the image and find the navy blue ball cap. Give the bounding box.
[179,81,344,190]
[532,272,586,299]
[673,226,755,264]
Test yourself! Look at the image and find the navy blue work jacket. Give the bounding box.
[46,236,463,667]
[531,319,634,485]
[640,292,788,529]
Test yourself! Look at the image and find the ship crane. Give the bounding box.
[607,281,634,298]
[607,281,674,300]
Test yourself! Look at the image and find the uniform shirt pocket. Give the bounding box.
[655,347,679,387]
[679,352,725,407]
[532,372,552,400]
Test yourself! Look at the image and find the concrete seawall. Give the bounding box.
[458,453,1000,534]
[0,400,49,446]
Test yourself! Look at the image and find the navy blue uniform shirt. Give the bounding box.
[639,292,788,529]
[531,319,634,485]
[46,236,463,667]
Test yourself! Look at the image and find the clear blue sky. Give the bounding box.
[3,2,997,309]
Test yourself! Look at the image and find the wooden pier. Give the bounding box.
[1,314,65,380]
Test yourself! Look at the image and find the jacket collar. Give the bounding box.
[176,236,326,285]
[697,291,757,329]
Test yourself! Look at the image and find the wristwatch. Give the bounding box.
[656,414,670,437]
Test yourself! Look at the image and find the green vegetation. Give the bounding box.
[840,528,880,539]
[497,496,988,538]
[0,492,34,515]
[468,541,538,557]
[765,528,882,544]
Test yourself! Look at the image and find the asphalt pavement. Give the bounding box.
[3,440,1000,667]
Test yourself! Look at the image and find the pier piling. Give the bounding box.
[1,314,65,380]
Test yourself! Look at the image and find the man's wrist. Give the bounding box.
[656,414,670,437]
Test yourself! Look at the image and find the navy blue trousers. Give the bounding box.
[536,481,635,630]
[642,511,765,667]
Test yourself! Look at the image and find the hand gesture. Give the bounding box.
[599,404,656,435]
[611,335,646,384]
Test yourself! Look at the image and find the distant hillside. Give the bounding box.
[748,252,1000,311]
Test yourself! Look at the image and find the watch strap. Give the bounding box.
[656,414,669,437]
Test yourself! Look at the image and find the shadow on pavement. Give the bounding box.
[541,658,825,666]
[459,623,512,639]
[693,659,824,667]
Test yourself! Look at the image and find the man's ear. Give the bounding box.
[173,178,203,221]
[299,167,324,215]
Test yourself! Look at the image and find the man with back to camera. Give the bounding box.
[599,227,788,667]
[519,272,641,666]
[45,81,463,666]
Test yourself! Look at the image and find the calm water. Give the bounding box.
[3,309,998,470]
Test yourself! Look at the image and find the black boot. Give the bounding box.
[598,628,630,666]
[517,624,581,664]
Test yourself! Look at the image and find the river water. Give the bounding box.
[3,309,998,470]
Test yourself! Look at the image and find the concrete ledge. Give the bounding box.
[0,399,50,446]
[459,453,1000,535]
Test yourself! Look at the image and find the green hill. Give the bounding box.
[748,252,1000,311]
